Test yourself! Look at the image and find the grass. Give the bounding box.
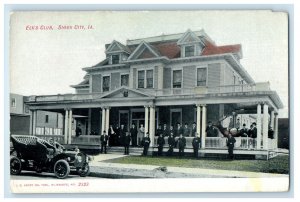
[105,155,289,174]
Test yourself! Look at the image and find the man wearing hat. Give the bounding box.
[206,121,218,137]
[192,133,201,158]
[227,128,237,159]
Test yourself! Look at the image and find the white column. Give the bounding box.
[256,104,262,149]
[263,103,269,150]
[149,106,155,147]
[88,108,92,135]
[196,104,201,136]
[68,109,73,144]
[64,110,69,144]
[201,105,207,148]
[270,110,275,129]
[144,106,149,133]
[32,110,37,135]
[274,113,279,148]
[105,107,110,134]
[29,110,33,135]
[101,107,106,135]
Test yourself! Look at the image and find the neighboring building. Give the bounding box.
[25,29,284,158]
[10,93,30,134]
[10,93,63,135]
[278,118,289,149]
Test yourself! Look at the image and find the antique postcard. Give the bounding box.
[8,10,289,193]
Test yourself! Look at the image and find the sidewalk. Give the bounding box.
[89,154,289,178]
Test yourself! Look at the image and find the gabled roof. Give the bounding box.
[177,29,204,45]
[128,41,161,60]
[106,40,131,54]
[100,86,154,99]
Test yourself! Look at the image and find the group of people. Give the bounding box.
[156,122,197,137]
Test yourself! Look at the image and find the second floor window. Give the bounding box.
[185,45,195,57]
[102,76,110,92]
[173,70,182,88]
[11,98,16,108]
[138,71,145,88]
[197,68,207,86]
[111,54,119,64]
[121,74,129,86]
[146,70,153,88]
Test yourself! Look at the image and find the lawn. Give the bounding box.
[105,154,289,174]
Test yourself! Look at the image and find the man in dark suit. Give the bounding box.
[141,132,151,156]
[192,133,201,158]
[119,124,127,146]
[100,130,109,154]
[175,123,183,137]
[157,133,165,156]
[251,122,257,139]
[183,123,190,137]
[156,124,162,137]
[177,134,186,157]
[130,123,138,147]
[191,122,197,137]
[169,125,174,137]
[167,133,175,156]
[239,124,248,137]
[108,125,116,146]
[206,121,218,137]
[227,129,237,159]
[124,132,131,155]
[162,124,169,137]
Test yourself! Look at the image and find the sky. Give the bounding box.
[9,10,288,117]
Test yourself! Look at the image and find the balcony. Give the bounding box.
[27,82,271,103]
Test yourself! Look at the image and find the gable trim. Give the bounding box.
[128,41,160,60]
[177,29,204,46]
[99,86,154,99]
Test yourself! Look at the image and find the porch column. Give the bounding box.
[101,107,106,135]
[32,110,37,135]
[105,107,110,134]
[262,103,269,150]
[29,110,33,135]
[201,105,207,149]
[274,113,279,148]
[149,105,155,147]
[144,106,149,133]
[64,109,69,144]
[196,104,201,136]
[68,109,73,144]
[88,108,92,136]
[270,110,275,129]
[256,103,262,149]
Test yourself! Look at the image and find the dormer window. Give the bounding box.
[185,45,195,57]
[111,54,120,64]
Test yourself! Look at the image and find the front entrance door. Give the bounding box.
[170,108,182,127]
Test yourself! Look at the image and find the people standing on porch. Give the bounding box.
[169,125,174,137]
[228,118,234,129]
[191,122,197,137]
[141,132,151,156]
[167,133,175,156]
[156,124,162,136]
[124,132,131,155]
[177,134,186,157]
[238,124,248,137]
[206,121,218,137]
[130,123,138,147]
[192,133,201,158]
[162,124,169,137]
[183,123,190,137]
[138,124,145,146]
[236,118,241,130]
[100,130,109,154]
[175,123,183,137]
[120,124,127,145]
[108,125,116,146]
[157,133,165,156]
[227,128,237,160]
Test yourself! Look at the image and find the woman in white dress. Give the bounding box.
[138,124,145,146]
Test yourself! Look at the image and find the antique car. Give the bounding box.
[10,135,90,179]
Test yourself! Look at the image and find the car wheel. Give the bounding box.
[10,156,22,175]
[76,163,90,177]
[54,159,70,179]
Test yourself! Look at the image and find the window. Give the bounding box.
[185,45,195,57]
[45,115,49,123]
[102,76,110,92]
[111,54,119,64]
[146,70,153,88]
[11,98,16,108]
[197,68,207,86]
[138,71,145,88]
[121,74,129,87]
[173,70,182,88]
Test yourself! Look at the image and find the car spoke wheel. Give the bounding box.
[54,160,70,179]
[10,156,22,175]
[77,163,90,177]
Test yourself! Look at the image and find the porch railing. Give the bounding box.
[71,135,101,145]
[35,127,63,135]
[34,134,65,144]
